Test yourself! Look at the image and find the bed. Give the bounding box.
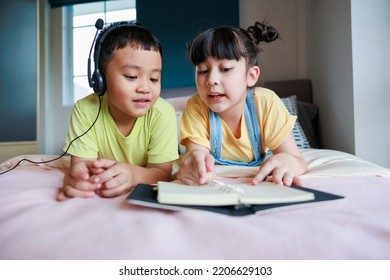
[1,79,390,260]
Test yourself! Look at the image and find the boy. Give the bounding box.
[57,20,178,200]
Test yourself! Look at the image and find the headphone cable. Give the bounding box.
[0,95,102,176]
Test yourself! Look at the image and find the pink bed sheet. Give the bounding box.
[0,161,389,260]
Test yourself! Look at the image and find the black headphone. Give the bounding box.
[88,19,139,96]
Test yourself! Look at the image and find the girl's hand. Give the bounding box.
[176,149,216,185]
[251,153,297,186]
[252,133,308,186]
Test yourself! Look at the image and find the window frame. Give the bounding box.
[62,0,136,105]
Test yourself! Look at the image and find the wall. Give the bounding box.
[351,0,390,167]
[0,0,38,161]
[239,0,308,83]
[242,0,390,168]
[306,0,390,168]
[307,0,355,153]
[137,0,239,90]
[0,0,37,142]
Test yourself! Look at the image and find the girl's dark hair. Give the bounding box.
[187,21,278,67]
[96,21,162,71]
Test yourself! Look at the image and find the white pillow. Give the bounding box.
[166,96,191,154]
[175,111,186,154]
[165,96,190,112]
[281,95,311,149]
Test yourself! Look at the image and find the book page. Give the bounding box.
[157,180,314,206]
[214,166,315,204]
[238,182,314,204]
[157,181,239,206]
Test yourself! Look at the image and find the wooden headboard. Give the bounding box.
[262,79,313,103]
[262,79,319,148]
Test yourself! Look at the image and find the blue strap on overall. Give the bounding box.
[209,89,265,166]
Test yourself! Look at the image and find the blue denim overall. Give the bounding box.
[209,89,265,166]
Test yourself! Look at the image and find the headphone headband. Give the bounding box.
[88,19,140,96]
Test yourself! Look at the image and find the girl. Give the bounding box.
[177,21,307,186]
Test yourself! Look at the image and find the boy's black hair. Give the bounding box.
[187,21,278,67]
[95,21,162,72]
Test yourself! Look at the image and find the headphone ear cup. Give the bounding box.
[92,69,106,96]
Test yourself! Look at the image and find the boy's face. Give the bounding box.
[104,46,162,123]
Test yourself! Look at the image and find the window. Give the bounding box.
[64,0,136,104]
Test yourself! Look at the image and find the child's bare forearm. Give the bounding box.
[135,163,173,185]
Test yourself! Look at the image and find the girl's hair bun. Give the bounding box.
[247,21,279,45]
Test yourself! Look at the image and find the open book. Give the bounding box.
[128,182,343,216]
[128,166,343,216]
[157,180,315,206]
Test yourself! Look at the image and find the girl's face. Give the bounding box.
[104,46,162,125]
[195,56,259,120]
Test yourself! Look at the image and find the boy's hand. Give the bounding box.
[176,149,216,185]
[58,157,172,200]
[90,159,134,198]
[57,160,100,201]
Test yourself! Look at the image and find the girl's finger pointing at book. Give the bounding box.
[252,159,275,185]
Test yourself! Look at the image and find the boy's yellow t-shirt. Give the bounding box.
[64,94,179,166]
[180,87,296,163]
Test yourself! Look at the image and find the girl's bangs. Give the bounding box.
[190,28,243,64]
